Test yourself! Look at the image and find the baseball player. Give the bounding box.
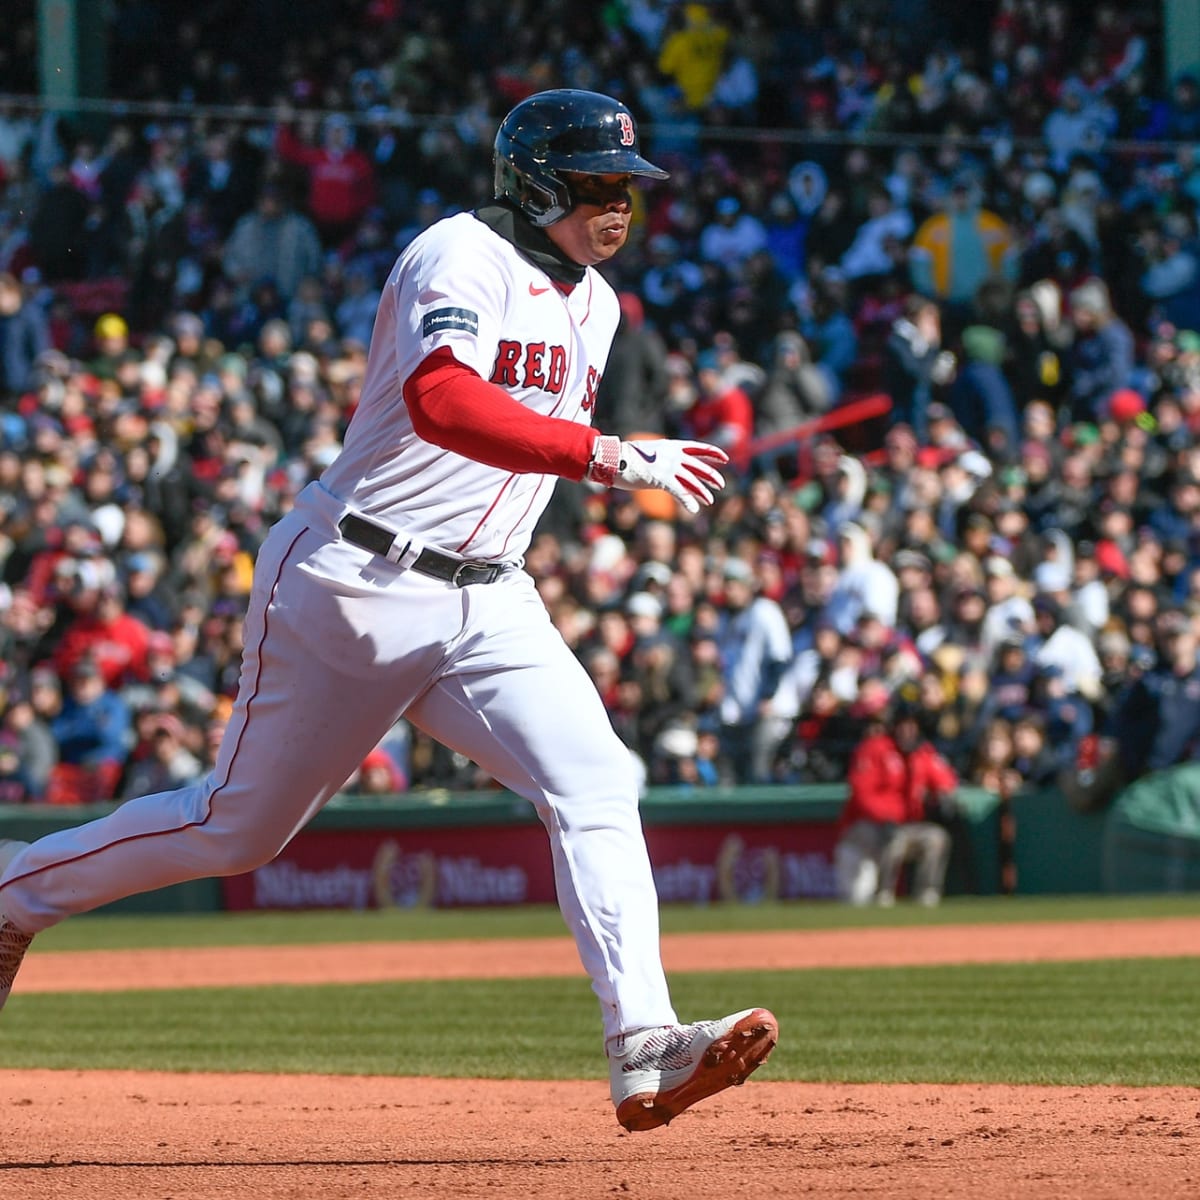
[0,90,777,1130]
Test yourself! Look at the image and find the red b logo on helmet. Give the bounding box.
[616,112,635,146]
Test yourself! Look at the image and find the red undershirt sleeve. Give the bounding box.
[402,347,599,480]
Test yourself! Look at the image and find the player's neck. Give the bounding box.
[474,201,586,286]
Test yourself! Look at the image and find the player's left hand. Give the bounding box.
[614,438,730,514]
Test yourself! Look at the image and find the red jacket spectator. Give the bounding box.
[841,727,958,829]
[688,352,754,470]
[276,119,377,238]
[54,591,152,688]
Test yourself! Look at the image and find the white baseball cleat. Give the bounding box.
[608,1007,779,1132]
[0,839,33,1013]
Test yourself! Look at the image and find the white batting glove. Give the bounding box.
[587,435,729,515]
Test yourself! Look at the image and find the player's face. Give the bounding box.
[546,173,634,266]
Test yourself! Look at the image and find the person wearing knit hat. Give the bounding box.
[1020,439,1054,486]
[1066,277,1135,423]
[1176,329,1200,355]
[961,324,1005,364]
[353,746,406,794]
[90,313,131,382]
[93,312,128,343]
[948,324,1020,451]
[1067,422,1101,448]
[1107,387,1146,424]
[1094,539,1131,580]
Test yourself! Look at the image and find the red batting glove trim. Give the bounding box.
[586,434,622,486]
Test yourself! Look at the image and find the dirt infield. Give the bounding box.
[5,917,1199,1199]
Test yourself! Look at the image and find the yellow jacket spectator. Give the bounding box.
[909,176,1017,305]
[657,4,730,111]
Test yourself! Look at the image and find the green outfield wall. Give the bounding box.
[0,778,1159,913]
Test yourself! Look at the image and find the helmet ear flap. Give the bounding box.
[493,154,572,227]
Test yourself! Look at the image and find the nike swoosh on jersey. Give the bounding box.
[630,445,657,462]
[528,282,552,296]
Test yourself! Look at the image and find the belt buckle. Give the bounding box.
[451,560,483,587]
[451,559,503,586]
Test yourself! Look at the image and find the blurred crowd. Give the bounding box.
[3,0,1200,806]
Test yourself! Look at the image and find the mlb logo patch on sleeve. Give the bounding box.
[423,307,479,337]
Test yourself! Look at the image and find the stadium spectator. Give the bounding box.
[275,112,378,245]
[656,3,731,112]
[596,292,671,438]
[1007,287,1067,410]
[753,330,830,439]
[27,163,90,283]
[48,656,130,794]
[1,0,1198,816]
[1137,213,1200,333]
[715,557,792,783]
[1065,278,1135,423]
[949,324,1020,452]
[185,129,259,239]
[89,311,130,381]
[698,196,768,279]
[350,745,408,796]
[0,271,50,397]
[0,729,33,804]
[826,522,899,635]
[1010,711,1058,787]
[1108,612,1200,784]
[835,701,957,907]
[121,711,203,799]
[1165,71,1200,141]
[685,350,754,469]
[333,264,379,350]
[1043,77,1115,172]
[968,716,1021,796]
[797,281,859,404]
[839,183,913,286]
[223,182,323,304]
[1031,591,1102,700]
[52,570,152,690]
[883,295,956,441]
[0,690,56,802]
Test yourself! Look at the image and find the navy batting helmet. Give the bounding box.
[493,89,668,227]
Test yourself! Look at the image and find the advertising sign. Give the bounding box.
[221,821,840,910]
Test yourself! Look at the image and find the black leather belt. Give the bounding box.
[337,513,510,587]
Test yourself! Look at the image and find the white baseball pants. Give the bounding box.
[0,482,677,1041]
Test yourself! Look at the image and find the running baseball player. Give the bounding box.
[0,89,777,1131]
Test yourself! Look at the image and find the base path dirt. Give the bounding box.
[4,1072,1198,1200]
[6,916,1200,1198]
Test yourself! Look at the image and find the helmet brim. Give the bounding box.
[547,149,669,180]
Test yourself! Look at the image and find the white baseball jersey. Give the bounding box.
[321,212,619,561]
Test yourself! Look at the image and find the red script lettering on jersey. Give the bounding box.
[490,340,570,395]
[581,364,601,411]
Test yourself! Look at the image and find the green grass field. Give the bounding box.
[26,892,1200,951]
[3,895,1199,1087]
